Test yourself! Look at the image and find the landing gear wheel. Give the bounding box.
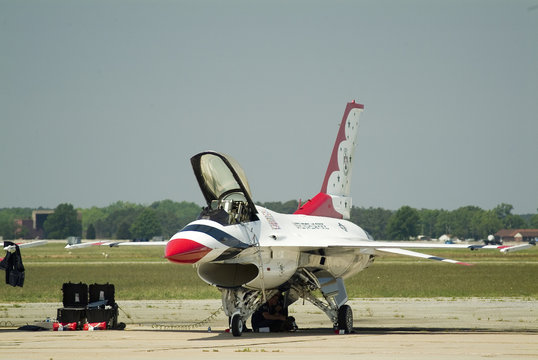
[231,314,243,337]
[337,305,353,334]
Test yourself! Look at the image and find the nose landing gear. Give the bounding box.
[230,313,244,337]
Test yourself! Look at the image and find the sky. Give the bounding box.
[1,0,537,214]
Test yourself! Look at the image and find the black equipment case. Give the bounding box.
[57,282,88,325]
[61,282,88,307]
[87,283,118,329]
[56,282,120,329]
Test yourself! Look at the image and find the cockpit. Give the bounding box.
[191,151,258,226]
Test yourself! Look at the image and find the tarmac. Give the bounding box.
[1,298,537,359]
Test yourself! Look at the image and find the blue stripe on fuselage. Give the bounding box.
[181,224,250,250]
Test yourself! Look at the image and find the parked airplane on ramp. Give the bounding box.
[68,101,533,336]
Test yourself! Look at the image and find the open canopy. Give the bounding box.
[191,151,257,222]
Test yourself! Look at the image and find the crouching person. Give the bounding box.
[251,292,297,332]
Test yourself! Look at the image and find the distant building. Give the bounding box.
[14,210,54,239]
[32,210,54,235]
[14,209,82,239]
[14,218,36,238]
[494,229,538,243]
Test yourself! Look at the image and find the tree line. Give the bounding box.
[1,200,537,241]
[0,200,200,241]
[353,204,537,240]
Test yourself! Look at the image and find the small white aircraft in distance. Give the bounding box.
[68,101,533,336]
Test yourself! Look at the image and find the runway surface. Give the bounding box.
[1,298,536,359]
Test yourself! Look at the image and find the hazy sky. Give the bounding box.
[1,0,537,214]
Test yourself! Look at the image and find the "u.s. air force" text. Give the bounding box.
[293,222,329,230]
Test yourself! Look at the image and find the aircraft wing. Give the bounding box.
[283,239,534,266]
[3,240,48,252]
[326,240,526,251]
[272,236,530,251]
[373,247,473,265]
[326,240,534,266]
[65,241,167,249]
[372,242,537,264]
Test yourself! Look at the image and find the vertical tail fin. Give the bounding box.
[294,101,364,219]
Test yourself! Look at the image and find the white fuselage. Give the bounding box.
[170,205,376,291]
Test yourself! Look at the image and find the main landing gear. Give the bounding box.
[337,304,353,334]
[228,303,353,337]
[220,272,355,336]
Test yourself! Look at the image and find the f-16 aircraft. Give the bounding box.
[69,101,532,336]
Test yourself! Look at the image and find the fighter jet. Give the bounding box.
[69,101,532,336]
[162,101,531,336]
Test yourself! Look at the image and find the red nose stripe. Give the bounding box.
[165,238,211,264]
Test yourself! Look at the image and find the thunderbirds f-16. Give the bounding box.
[65,101,532,336]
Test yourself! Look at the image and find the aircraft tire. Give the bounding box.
[337,305,353,334]
[231,314,243,337]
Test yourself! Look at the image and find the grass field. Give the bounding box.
[1,242,536,302]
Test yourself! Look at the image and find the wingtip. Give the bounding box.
[457,261,474,266]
